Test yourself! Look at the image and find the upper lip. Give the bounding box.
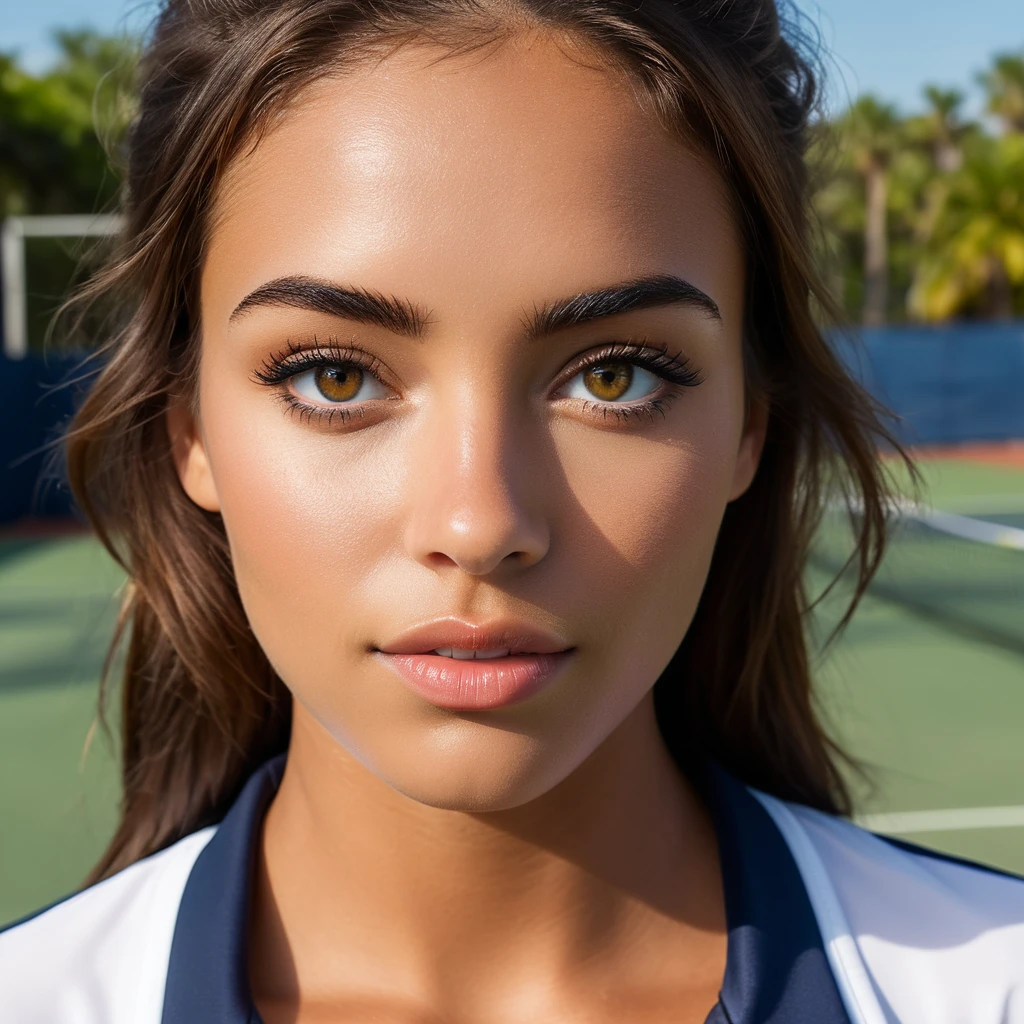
[376,618,571,656]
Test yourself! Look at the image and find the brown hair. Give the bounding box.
[67,0,903,883]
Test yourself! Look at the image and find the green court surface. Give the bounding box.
[1,457,1023,923]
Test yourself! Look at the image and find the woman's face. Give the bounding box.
[178,33,762,810]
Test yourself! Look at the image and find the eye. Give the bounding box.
[291,364,389,406]
[563,360,662,403]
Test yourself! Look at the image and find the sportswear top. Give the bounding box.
[2,755,1023,1023]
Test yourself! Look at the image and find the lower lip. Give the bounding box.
[379,651,571,710]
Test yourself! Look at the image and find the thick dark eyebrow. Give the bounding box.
[526,274,720,338]
[229,276,429,336]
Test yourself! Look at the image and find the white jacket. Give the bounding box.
[2,757,1022,1023]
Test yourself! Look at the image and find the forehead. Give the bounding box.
[205,32,742,324]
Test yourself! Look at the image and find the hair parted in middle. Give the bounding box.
[65,0,906,883]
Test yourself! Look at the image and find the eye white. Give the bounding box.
[563,364,661,403]
[290,366,389,405]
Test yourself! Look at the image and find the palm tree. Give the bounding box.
[979,52,1024,134]
[838,96,902,325]
[908,134,1024,321]
[905,86,977,258]
[922,86,966,172]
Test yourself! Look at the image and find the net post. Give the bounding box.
[2,217,28,361]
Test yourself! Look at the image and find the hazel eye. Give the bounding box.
[291,364,389,405]
[564,360,662,403]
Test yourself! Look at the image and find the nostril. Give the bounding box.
[423,551,460,569]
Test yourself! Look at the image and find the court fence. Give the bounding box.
[835,323,1024,447]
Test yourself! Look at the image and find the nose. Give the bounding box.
[403,395,550,576]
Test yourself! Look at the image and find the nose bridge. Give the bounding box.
[404,384,549,575]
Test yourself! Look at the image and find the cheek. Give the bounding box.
[558,396,742,582]
[551,388,744,673]
[564,437,727,569]
[196,379,404,657]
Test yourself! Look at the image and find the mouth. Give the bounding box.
[375,619,573,710]
[430,647,522,659]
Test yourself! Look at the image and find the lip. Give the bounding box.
[376,618,573,710]
[377,618,570,657]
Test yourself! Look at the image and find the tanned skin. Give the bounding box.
[170,29,766,1024]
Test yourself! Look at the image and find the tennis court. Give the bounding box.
[810,454,1024,873]
[1,453,1023,923]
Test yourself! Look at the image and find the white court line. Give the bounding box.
[915,507,1024,550]
[857,805,1024,834]
[828,497,1024,550]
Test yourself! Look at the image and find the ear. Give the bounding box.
[728,396,768,502]
[166,399,221,512]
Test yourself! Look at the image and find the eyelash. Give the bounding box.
[252,337,704,426]
[252,338,389,426]
[556,341,703,423]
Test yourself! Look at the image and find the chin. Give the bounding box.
[346,719,590,814]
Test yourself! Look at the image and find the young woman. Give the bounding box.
[3,0,1023,1021]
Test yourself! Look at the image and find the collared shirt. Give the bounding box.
[3,755,1023,1023]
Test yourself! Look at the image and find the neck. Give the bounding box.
[250,694,726,1019]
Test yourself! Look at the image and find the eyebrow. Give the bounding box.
[230,276,429,336]
[525,274,721,338]
[229,272,720,339]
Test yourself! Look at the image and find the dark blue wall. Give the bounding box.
[836,323,1024,447]
[0,350,91,524]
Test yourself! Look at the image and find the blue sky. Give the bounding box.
[3,0,1022,115]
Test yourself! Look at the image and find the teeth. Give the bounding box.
[431,647,512,660]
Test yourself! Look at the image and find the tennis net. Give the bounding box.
[811,501,1024,654]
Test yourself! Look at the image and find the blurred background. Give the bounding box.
[1,0,1023,922]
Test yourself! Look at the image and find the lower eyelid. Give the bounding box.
[583,393,678,423]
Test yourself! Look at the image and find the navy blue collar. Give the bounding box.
[162,757,850,1024]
